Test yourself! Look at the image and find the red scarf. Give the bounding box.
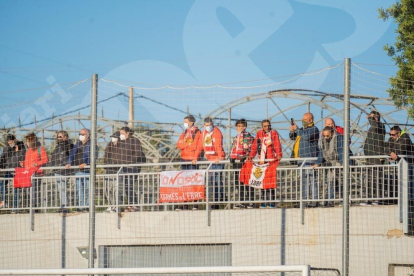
[184,126,197,144]
[230,132,249,159]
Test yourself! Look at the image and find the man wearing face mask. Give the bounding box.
[312,126,349,207]
[195,117,226,209]
[49,131,73,212]
[177,115,201,170]
[103,131,120,212]
[0,134,26,209]
[66,128,93,211]
[290,112,320,207]
[114,126,146,212]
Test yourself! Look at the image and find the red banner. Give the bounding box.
[159,170,206,203]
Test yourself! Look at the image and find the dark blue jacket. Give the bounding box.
[68,140,97,173]
[289,125,319,164]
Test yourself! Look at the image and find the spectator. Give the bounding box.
[195,117,226,209]
[176,115,201,210]
[249,119,282,208]
[114,126,146,212]
[66,128,92,211]
[312,126,350,207]
[363,110,386,165]
[177,115,201,170]
[103,131,120,212]
[387,125,413,163]
[230,118,254,209]
[20,132,49,211]
[361,110,385,206]
[49,131,73,212]
[290,112,320,207]
[324,118,344,135]
[0,134,26,210]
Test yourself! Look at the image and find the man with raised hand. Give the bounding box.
[195,117,225,209]
[290,112,320,207]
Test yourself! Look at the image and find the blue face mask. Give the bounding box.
[205,126,213,132]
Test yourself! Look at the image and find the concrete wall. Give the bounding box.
[0,206,412,276]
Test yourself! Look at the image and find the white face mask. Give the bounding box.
[120,134,126,141]
[79,135,85,142]
[205,126,213,132]
[9,143,15,148]
[111,137,118,143]
[184,123,189,129]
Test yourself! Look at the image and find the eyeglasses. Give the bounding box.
[389,133,398,136]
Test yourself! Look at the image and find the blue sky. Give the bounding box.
[0,0,401,130]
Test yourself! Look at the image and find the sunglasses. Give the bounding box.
[79,133,86,136]
[389,133,398,136]
[57,136,63,139]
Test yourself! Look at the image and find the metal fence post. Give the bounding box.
[88,74,98,268]
[342,58,351,276]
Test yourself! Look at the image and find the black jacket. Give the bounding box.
[104,142,120,174]
[0,141,26,170]
[49,140,74,175]
[363,119,386,157]
[114,137,146,165]
[387,132,413,163]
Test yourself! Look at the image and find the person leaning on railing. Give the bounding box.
[49,131,73,212]
[0,134,26,210]
[386,125,414,205]
[312,126,353,207]
[65,128,92,212]
[19,132,49,212]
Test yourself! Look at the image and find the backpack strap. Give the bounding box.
[38,147,41,158]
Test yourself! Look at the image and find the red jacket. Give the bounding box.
[195,127,225,161]
[177,127,201,161]
[249,129,282,161]
[23,146,49,175]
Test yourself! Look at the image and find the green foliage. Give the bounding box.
[379,0,414,118]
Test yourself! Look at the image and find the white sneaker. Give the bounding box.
[372,201,379,206]
[359,202,371,206]
[105,207,112,213]
[192,207,198,210]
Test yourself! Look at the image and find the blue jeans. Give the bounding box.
[300,163,318,201]
[55,174,67,207]
[181,159,199,170]
[209,164,225,203]
[75,172,89,208]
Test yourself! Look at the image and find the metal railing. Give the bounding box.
[0,158,406,213]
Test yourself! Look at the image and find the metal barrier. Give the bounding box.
[0,161,405,213]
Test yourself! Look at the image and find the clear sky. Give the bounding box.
[0,0,401,129]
